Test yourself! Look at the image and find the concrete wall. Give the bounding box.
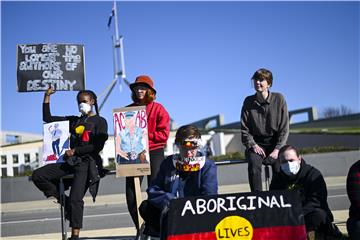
[2,151,359,203]
[225,133,360,153]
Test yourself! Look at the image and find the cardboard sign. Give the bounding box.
[167,190,306,240]
[17,43,85,92]
[113,106,151,177]
[42,121,70,165]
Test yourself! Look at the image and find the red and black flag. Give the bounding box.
[166,190,307,240]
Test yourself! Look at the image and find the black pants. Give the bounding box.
[139,200,168,240]
[347,217,360,240]
[246,144,279,192]
[139,200,161,236]
[32,161,89,228]
[126,148,165,229]
[304,208,331,232]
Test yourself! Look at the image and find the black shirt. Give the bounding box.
[43,103,108,157]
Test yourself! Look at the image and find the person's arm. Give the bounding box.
[147,160,176,210]
[200,160,218,195]
[274,94,289,150]
[240,99,256,149]
[73,117,108,156]
[43,87,67,123]
[148,104,170,143]
[302,171,328,215]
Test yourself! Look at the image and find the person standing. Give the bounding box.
[125,75,170,230]
[346,160,360,240]
[240,68,289,191]
[32,87,108,240]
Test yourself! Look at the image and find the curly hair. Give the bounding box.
[131,88,156,104]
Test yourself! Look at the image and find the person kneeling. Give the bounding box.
[270,145,341,240]
[139,125,218,239]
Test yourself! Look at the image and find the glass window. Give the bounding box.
[13,167,19,176]
[2,168,7,177]
[1,155,7,165]
[24,153,30,163]
[35,153,39,162]
[12,154,19,164]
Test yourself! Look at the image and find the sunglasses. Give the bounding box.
[181,140,199,149]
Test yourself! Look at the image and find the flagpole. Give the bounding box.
[99,1,128,111]
[113,1,120,44]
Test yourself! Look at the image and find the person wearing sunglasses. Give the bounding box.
[240,68,289,191]
[139,125,218,239]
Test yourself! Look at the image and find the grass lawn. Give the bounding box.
[290,126,360,134]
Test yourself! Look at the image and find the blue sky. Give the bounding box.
[1,1,359,135]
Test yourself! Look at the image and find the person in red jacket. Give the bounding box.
[125,75,170,231]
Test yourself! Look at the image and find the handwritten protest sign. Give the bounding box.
[166,190,306,240]
[42,121,70,165]
[113,106,151,177]
[17,43,85,92]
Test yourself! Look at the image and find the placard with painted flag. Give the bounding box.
[166,190,307,240]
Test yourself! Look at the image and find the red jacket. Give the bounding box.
[129,101,170,151]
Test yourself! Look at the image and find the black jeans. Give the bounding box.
[246,144,279,192]
[304,208,331,232]
[32,161,89,228]
[139,200,161,236]
[347,217,360,240]
[125,148,165,229]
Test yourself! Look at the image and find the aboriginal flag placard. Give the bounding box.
[17,43,85,92]
[167,190,306,240]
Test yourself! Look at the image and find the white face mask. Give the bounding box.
[78,103,92,115]
[281,161,301,176]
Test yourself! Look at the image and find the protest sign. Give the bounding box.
[42,121,70,165]
[113,106,151,177]
[17,43,85,92]
[166,190,306,240]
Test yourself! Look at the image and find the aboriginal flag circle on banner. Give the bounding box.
[166,190,307,240]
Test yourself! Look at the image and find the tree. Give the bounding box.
[321,105,353,118]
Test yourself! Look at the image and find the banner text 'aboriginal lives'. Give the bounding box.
[167,190,307,240]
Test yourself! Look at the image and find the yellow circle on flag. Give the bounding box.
[75,125,85,135]
[215,216,253,240]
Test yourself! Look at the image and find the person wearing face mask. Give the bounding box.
[241,68,289,192]
[138,125,218,239]
[270,145,341,240]
[32,87,108,240]
[124,75,170,232]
